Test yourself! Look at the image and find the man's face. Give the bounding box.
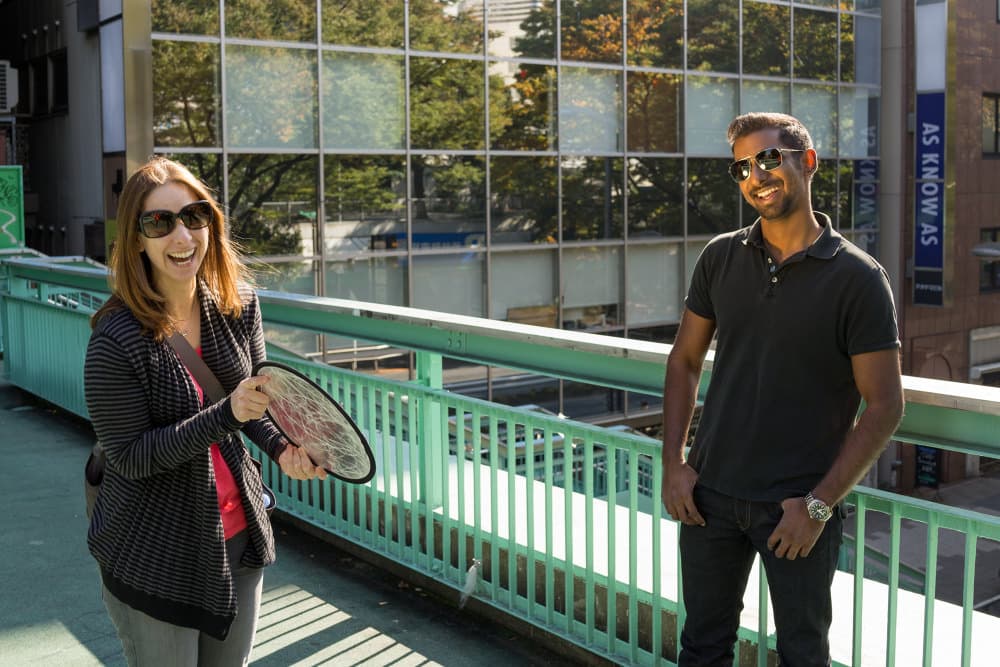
[731,127,812,223]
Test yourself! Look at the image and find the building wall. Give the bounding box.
[0,0,104,256]
[902,0,1000,385]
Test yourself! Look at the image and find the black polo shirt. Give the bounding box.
[685,213,899,502]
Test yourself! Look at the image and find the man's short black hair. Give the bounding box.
[727,112,814,153]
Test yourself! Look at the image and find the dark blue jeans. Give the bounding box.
[678,484,842,667]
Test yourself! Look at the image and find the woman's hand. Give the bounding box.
[229,375,271,423]
[278,443,328,481]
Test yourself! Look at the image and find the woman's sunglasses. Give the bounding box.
[728,147,804,183]
[137,200,214,238]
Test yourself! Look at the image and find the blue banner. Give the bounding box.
[914,92,946,306]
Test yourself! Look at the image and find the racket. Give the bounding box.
[253,361,375,484]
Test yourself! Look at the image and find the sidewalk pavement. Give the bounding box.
[0,367,575,666]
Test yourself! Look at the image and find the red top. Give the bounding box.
[188,348,248,540]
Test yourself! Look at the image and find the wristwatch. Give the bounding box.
[804,492,833,522]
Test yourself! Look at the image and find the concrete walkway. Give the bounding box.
[0,369,574,666]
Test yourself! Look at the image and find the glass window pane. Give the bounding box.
[490,156,558,245]
[687,158,740,236]
[687,0,739,73]
[225,0,316,42]
[411,155,486,246]
[156,152,222,195]
[839,87,879,158]
[492,249,557,322]
[409,0,485,55]
[742,1,789,76]
[842,13,881,85]
[562,157,624,240]
[627,243,682,326]
[325,256,407,306]
[794,8,839,81]
[152,0,218,34]
[153,41,220,147]
[811,158,838,227]
[560,0,622,64]
[490,63,557,150]
[322,0,404,48]
[412,252,485,316]
[227,154,318,257]
[323,53,404,150]
[254,260,317,294]
[324,155,406,254]
[628,157,683,238]
[410,57,485,150]
[685,76,738,156]
[685,240,708,288]
[560,67,622,152]
[984,96,997,154]
[792,84,837,155]
[843,159,879,256]
[741,79,790,116]
[225,46,317,149]
[797,0,839,7]
[493,0,555,59]
[562,246,620,331]
[626,0,682,68]
[627,72,682,153]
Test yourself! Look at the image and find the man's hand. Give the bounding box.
[766,497,826,560]
[662,462,705,526]
[278,444,328,481]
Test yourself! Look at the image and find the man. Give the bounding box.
[661,112,904,666]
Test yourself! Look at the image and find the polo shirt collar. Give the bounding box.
[742,212,842,260]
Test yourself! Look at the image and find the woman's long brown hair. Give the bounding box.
[91,157,249,339]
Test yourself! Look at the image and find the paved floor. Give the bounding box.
[0,370,576,666]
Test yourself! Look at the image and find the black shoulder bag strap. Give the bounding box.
[167,332,226,403]
[167,332,277,513]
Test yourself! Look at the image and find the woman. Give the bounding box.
[84,157,325,666]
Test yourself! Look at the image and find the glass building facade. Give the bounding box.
[147,0,882,416]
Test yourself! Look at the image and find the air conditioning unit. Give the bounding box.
[0,61,20,114]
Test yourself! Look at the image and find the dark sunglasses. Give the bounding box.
[728,147,805,183]
[137,200,214,238]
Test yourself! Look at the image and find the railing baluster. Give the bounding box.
[852,495,868,666]
[961,525,978,667]
[887,505,901,666]
[922,513,939,667]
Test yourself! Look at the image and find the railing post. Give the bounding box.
[415,350,443,507]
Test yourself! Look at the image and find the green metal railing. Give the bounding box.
[3,255,1000,666]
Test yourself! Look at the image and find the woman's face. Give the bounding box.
[136,182,210,294]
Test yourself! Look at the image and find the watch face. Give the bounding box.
[807,498,832,521]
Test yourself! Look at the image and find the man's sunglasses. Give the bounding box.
[137,200,214,238]
[728,147,805,183]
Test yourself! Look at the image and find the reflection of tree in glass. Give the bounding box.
[152,0,218,35]
[562,158,624,240]
[687,0,739,73]
[326,157,404,221]
[627,158,684,238]
[409,0,484,54]
[225,0,316,42]
[153,41,219,147]
[321,0,404,47]
[626,0,682,68]
[227,155,316,256]
[560,0,623,63]
[687,159,738,236]
[490,157,558,244]
[794,8,840,82]
[742,2,789,77]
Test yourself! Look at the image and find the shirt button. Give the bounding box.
[771,276,778,283]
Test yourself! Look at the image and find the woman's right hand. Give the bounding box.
[229,375,271,423]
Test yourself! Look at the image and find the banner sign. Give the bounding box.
[0,166,26,250]
[913,91,945,306]
[853,159,878,256]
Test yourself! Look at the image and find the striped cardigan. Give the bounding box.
[84,282,286,640]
